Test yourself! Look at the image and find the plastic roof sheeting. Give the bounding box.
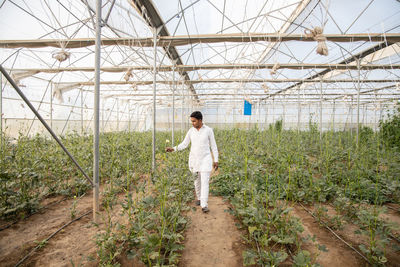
[0,0,400,134]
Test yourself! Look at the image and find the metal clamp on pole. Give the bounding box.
[0,65,94,186]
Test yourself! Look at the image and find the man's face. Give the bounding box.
[190,117,202,129]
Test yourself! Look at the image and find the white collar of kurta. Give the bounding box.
[193,124,205,131]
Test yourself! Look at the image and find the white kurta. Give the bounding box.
[173,125,218,172]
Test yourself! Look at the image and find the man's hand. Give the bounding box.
[165,147,174,152]
[213,162,218,170]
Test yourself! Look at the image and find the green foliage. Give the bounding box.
[359,126,374,143]
[211,127,400,266]
[274,119,283,132]
[380,103,400,149]
[2,126,400,266]
[34,239,48,249]
[95,147,193,266]
[243,249,287,266]
[0,131,156,219]
[293,250,321,267]
[70,195,78,219]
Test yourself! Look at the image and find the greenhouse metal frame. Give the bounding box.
[1,1,400,265]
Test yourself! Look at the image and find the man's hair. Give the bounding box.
[190,111,203,120]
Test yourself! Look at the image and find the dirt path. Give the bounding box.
[290,204,365,267]
[0,176,151,267]
[0,193,94,267]
[179,195,244,267]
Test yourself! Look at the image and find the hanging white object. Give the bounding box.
[11,70,39,84]
[270,62,280,75]
[53,83,80,103]
[305,27,328,56]
[124,68,133,81]
[52,49,71,62]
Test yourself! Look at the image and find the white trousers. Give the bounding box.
[194,171,211,208]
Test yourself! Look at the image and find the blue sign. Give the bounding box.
[244,100,252,115]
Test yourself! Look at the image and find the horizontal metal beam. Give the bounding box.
[265,42,395,99]
[130,0,199,102]
[3,96,132,114]
[189,97,400,102]
[8,63,400,74]
[103,93,400,97]
[53,79,400,86]
[1,33,399,49]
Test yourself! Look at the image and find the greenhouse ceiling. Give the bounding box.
[1,0,400,111]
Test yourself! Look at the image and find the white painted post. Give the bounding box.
[50,82,53,130]
[93,0,102,223]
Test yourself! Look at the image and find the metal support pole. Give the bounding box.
[374,94,377,131]
[332,100,336,131]
[0,65,93,186]
[356,60,361,145]
[181,81,184,138]
[101,98,104,132]
[0,72,2,148]
[283,95,286,129]
[272,98,275,124]
[116,98,119,132]
[216,104,219,127]
[350,97,353,134]
[257,101,261,127]
[167,107,170,131]
[297,87,301,132]
[93,0,102,223]
[232,105,235,127]
[186,91,189,130]
[128,104,131,132]
[363,104,366,126]
[136,107,140,131]
[264,101,268,128]
[152,27,159,172]
[308,103,311,130]
[172,62,176,146]
[50,82,53,130]
[319,78,323,139]
[81,88,84,134]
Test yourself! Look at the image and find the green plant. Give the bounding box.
[34,239,48,249]
[70,195,77,219]
[379,103,400,149]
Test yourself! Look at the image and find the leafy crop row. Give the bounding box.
[211,126,400,265]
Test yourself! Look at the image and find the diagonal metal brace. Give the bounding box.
[0,65,94,187]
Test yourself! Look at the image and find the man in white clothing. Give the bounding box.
[166,111,218,213]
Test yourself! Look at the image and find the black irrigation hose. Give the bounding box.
[14,209,92,267]
[254,238,265,267]
[326,203,400,245]
[386,205,399,213]
[298,203,372,265]
[389,233,400,244]
[1,193,87,232]
[0,197,68,232]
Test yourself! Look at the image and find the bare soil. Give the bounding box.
[1,182,399,267]
[290,204,366,267]
[321,203,400,267]
[179,195,245,267]
[292,203,400,267]
[0,192,96,267]
[0,177,150,267]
